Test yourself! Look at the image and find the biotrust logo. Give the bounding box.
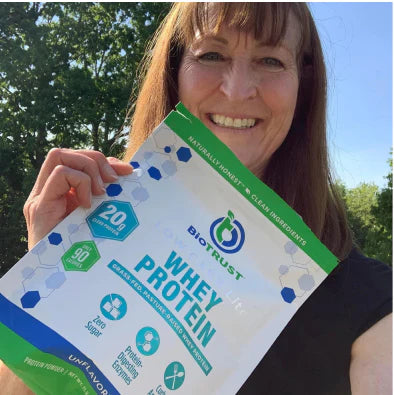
[186,210,245,280]
[210,210,245,254]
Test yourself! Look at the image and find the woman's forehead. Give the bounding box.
[190,12,301,54]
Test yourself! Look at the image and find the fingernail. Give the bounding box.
[97,176,106,193]
[104,163,118,180]
[98,175,104,188]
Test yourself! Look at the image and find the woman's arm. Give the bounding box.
[350,313,392,394]
[0,361,34,394]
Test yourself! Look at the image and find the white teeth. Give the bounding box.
[211,114,256,128]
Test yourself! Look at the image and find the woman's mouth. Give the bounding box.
[209,114,257,129]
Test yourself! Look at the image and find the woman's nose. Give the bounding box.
[219,62,258,102]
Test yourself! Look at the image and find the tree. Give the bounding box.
[0,3,171,170]
[370,154,392,264]
[336,152,392,265]
[0,3,171,276]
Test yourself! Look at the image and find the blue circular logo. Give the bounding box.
[164,361,185,390]
[210,211,245,254]
[100,293,127,320]
[136,327,160,356]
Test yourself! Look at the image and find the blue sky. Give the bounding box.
[309,2,392,189]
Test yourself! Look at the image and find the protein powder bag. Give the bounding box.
[0,102,338,394]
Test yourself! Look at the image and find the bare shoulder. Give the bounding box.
[0,361,34,395]
[350,313,392,395]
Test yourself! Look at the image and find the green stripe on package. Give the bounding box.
[0,102,338,394]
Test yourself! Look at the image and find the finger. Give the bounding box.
[65,187,81,216]
[74,150,124,182]
[32,149,106,197]
[39,165,92,209]
[106,157,134,175]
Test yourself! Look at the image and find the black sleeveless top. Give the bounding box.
[238,248,392,395]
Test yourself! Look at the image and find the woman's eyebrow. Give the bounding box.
[257,41,295,57]
[194,35,228,45]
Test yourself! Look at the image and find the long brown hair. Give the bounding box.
[123,3,353,260]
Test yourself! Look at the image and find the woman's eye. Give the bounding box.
[260,57,283,68]
[198,52,224,62]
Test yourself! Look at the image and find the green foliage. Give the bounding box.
[0,2,171,276]
[336,153,393,265]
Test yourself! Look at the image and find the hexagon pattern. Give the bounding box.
[46,272,66,289]
[298,274,315,291]
[16,124,321,313]
[106,184,123,197]
[31,240,47,255]
[278,265,289,275]
[284,241,298,255]
[48,232,62,245]
[23,267,59,298]
[21,291,41,308]
[67,224,79,234]
[280,266,309,298]
[22,267,34,279]
[132,187,149,202]
[176,147,192,162]
[281,287,296,303]
[162,160,177,176]
[148,166,162,180]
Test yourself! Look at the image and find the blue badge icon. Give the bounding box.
[164,361,185,390]
[210,210,245,254]
[100,294,127,320]
[136,327,160,356]
[87,200,139,241]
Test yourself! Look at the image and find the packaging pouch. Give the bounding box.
[0,103,338,394]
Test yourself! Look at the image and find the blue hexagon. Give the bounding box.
[106,183,123,197]
[130,161,140,169]
[162,160,177,176]
[148,166,162,180]
[281,287,296,303]
[87,200,139,241]
[48,232,62,245]
[176,147,192,162]
[132,187,149,202]
[31,240,47,255]
[46,272,67,289]
[164,146,172,153]
[21,291,41,308]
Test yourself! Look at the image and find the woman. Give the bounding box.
[1,3,391,394]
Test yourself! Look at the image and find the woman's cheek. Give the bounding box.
[191,66,222,92]
[260,75,298,114]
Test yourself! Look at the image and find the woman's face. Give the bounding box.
[178,15,300,177]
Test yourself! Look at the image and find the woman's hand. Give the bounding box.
[23,148,133,250]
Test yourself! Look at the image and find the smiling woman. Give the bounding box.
[125,2,352,261]
[1,2,392,395]
[178,22,300,177]
[122,3,392,394]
